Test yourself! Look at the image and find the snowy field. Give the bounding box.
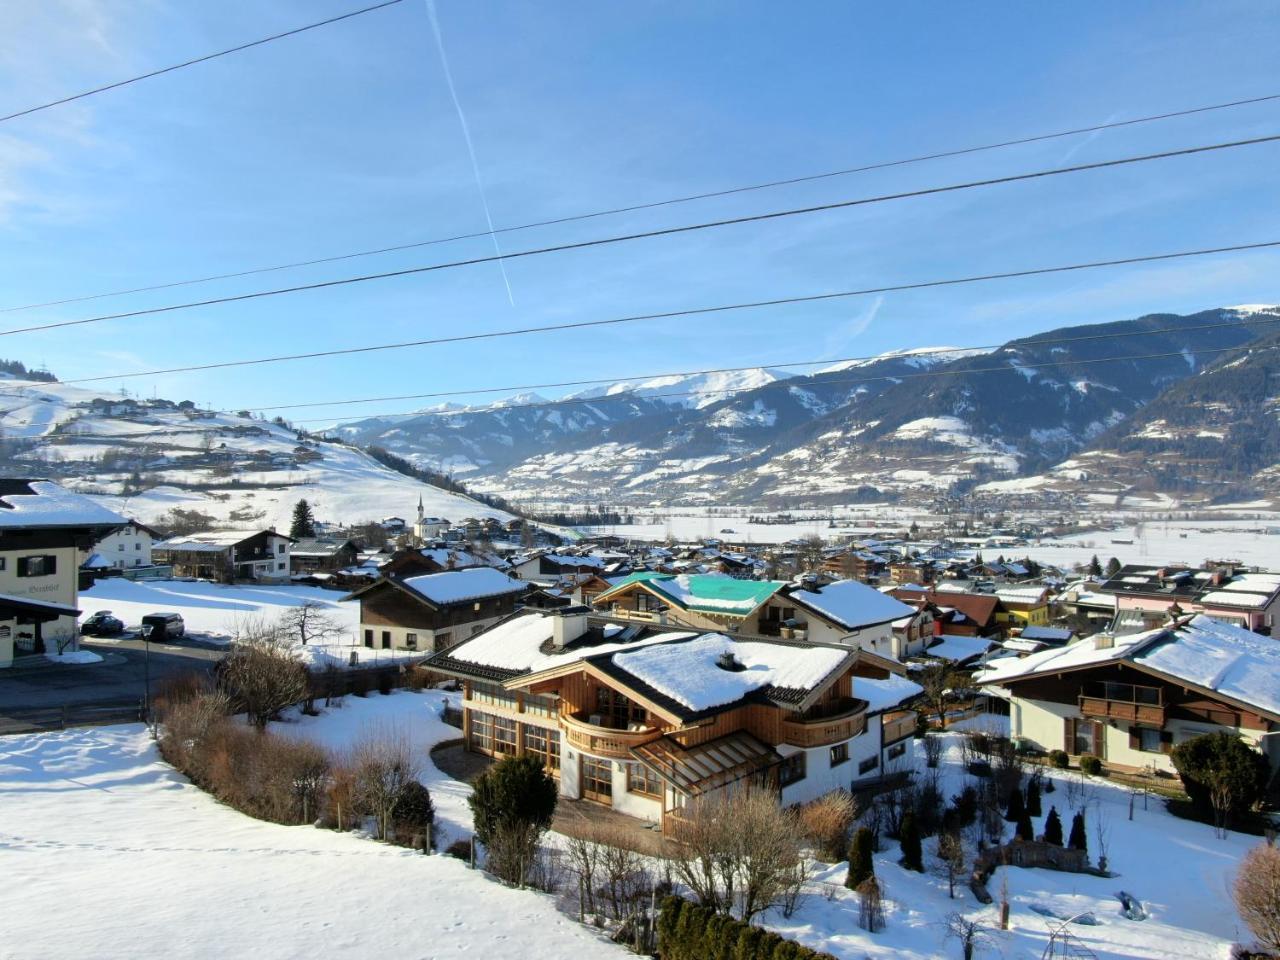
[0,723,626,960]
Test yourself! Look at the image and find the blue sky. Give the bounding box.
[1,1,1278,424]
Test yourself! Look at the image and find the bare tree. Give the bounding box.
[280,601,347,647]
[217,619,309,730]
[1235,843,1280,954]
[918,662,964,730]
[933,831,966,899]
[351,723,420,840]
[668,785,806,921]
[857,877,885,932]
[944,912,992,959]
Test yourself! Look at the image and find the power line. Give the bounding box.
[54,238,1280,384]
[11,132,1280,342]
[246,311,1280,413]
[5,89,1278,314]
[45,340,1280,439]
[0,0,405,125]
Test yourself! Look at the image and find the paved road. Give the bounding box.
[0,636,224,711]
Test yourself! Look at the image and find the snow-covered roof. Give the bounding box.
[924,634,995,663]
[598,572,784,615]
[437,611,693,677]
[0,479,124,530]
[786,579,915,630]
[978,614,1280,718]
[610,633,848,712]
[158,530,287,550]
[1198,590,1270,609]
[400,567,527,606]
[994,587,1048,604]
[857,673,923,713]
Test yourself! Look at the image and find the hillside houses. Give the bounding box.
[1097,562,1280,635]
[425,607,921,833]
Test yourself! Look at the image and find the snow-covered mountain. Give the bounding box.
[563,367,795,409]
[339,306,1278,507]
[0,379,512,530]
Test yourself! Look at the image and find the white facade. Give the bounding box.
[91,523,153,569]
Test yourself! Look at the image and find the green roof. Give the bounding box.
[600,572,784,616]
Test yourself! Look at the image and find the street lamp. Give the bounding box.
[141,623,154,736]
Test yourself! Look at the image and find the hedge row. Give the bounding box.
[656,897,837,960]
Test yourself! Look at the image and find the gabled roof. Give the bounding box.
[595,572,784,617]
[784,579,915,631]
[890,586,999,626]
[977,614,1280,721]
[0,479,125,531]
[345,566,527,608]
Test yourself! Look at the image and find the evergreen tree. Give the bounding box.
[467,755,558,848]
[1043,807,1064,846]
[1068,811,1088,853]
[1015,810,1034,842]
[1088,554,1102,577]
[1025,778,1042,817]
[899,811,924,872]
[1106,556,1122,577]
[1004,786,1025,822]
[847,827,876,889]
[289,498,316,539]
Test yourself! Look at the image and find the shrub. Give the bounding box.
[899,811,923,872]
[950,785,979,828]
[350,670,370,698]
[1172,732,1269,833]
[799,791,857,862]
[1079,754,1103,776]
[445,837,474,862]
[656,896,839,960]
[394,780,435,852]
[1004,786,1025,823]
[215,622,310,730]
[1049,749,1070,769]
[1014,811,1034,842]
[469,755,558,885]
[377,670,395,696]
[1235,844,1280,954]
[352,725,421,841]
[1026,776,1042,817]
[1042,807,1064,846]
[922,734,944,768]
[1068,811,1087,853]
[846,827,875,890]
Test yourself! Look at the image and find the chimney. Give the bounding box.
[550,606,591,650]
[1094,633,1114,650]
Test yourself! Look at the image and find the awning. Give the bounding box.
[630,730,780,797]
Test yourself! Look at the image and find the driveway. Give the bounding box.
[0,635,224,713]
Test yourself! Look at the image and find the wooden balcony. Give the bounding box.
[1078,696,1166,725]
[607,607,666,624]
[560,710,660,759]
[780,697,868,748]
[881,709,917,745]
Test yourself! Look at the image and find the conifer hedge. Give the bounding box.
[657,897,838,960]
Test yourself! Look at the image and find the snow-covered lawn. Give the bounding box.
[79,579,418,669]
[0,722,626,960]
[763,735,1254,960]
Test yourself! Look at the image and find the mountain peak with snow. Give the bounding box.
[817,345,993,374]
[564,366,795,409]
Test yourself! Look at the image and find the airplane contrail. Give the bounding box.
[425,0,515,305]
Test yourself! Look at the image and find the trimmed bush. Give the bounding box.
[1004,786,1025,823]
[1079,754,1103,776]
[1026,777,1042,817]
[899,811,923,872]
[1048,749,1070,769]
[1068,811,1087,853]
[656,896,838,960]
[846,827,875,890]
[1043,807,1064,846]
[1171,731,1269,830]
[1015,811,1034,842]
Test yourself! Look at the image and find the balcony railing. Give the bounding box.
[560,710,659,759]
[1078,696,1166,725]
[881,709,917,745]
[1078,681,1165,724]
[780,697,868,748]
[607,606,666,624]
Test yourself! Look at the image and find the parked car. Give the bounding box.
[81,610,124,636]
[140,612,185,640]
